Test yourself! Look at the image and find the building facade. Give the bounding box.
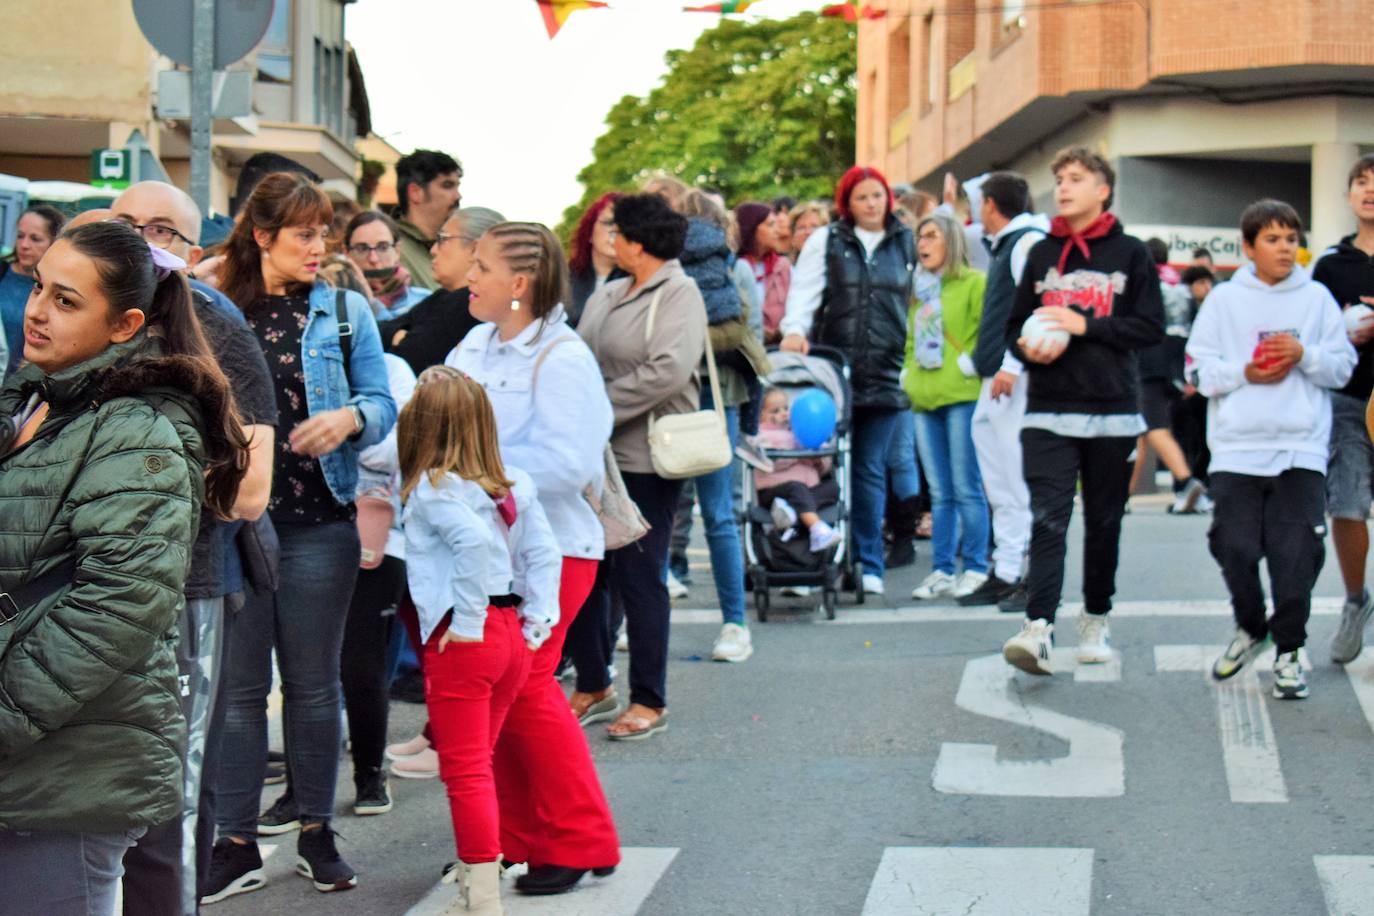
[0,0,373,215]
[857,0,1374,259]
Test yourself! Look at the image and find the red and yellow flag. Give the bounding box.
[684,1,757,12]
[820,1,885,20]
[536,0,609,39]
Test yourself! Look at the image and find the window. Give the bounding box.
[888,21,911,123]
[1001,0,1026,31]
[257,0,292,83]
[922,13,937,111]
[312,0,347,135]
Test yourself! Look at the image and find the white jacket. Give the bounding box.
[447,309,613,559]
[402,467,561,648]
[1186,264,1356,467]
[357,354,417,560]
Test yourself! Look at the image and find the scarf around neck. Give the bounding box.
[1049,212,1117,273]
[912,269,945,370]
[366,263,415,308]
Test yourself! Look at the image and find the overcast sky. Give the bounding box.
[346,0,822,226]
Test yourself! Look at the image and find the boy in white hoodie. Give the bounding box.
[1186,200,1357,699]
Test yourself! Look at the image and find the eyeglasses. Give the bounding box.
[348,241,395,257]
[434,231,468,247]
[125,221,194,249]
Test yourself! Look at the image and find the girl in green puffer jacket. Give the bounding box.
[0,221,249,915]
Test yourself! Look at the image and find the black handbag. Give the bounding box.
[235,513,281,594]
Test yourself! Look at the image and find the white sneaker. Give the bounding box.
[809,520,842,553]
[1003,618,1055,675]
[862,574,885,596]
[615,628,629,653]
[951,570,988,599]
[666,571,689,599]
[911,570,956,600]
[711,623,754,662]
[781,585,813,597]
[770,498,798,532]
[1077,614,1112,664]
[384,733,429,761]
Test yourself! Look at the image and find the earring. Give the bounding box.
[511,300,521,312]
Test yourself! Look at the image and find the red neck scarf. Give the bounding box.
[492,492,517,528]
[1049,212,1117,273]
[746,251,779,276]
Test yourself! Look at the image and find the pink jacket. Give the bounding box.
[752,255,793,340]
[754,424,829,490]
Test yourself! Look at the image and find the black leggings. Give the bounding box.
[341,555,406,776]
[759,478,840,518]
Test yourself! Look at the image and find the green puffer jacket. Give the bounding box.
[0,334,206,833]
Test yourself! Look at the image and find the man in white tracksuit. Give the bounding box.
[956,172,1050,609]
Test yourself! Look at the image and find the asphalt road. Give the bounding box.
[212,497,1374,916]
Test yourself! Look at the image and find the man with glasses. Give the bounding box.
[393,149,463,290]
[108,181,280,916]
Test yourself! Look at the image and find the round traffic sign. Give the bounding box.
[133,0,275,70]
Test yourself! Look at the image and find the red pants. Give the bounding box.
[424,605,531,864]
[493,557,621,869]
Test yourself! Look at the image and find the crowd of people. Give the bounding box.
[2,139,1374,916]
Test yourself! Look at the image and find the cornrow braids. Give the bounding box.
[486,222,571,324]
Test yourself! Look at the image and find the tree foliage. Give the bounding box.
[558,12,856,237]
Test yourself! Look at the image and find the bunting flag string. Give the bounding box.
[820,0,886,20]
[536,0,610,39]
[684,1,759,12]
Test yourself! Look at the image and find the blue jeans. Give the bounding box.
[914,402,990,575]
[885,410,921,501]
[216,520,361,838]
[852,406,907,578]
[0,827,143,916]
[694,403,746,625]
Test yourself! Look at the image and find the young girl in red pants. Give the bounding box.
[398,367,561,916]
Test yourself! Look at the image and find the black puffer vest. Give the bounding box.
[813,217,914,408]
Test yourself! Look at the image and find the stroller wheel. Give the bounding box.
[822,589,837,620]
[754,588,770,622]
[851,559,866,604]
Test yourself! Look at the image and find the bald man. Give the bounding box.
[65,207,112,229]
[109,181,280,915]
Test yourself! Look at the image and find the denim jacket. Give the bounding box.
[302,282,397,503]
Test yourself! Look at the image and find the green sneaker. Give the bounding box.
[1272,651,1310,700]
[1211,628,1270,681]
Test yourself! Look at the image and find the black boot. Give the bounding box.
[884,496,920,569]
[515,864,617,896]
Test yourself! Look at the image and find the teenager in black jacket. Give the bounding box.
[1000,147,1163,676]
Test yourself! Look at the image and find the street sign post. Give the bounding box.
[132,0,275,214]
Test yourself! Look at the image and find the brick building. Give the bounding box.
[857,0,1374,262]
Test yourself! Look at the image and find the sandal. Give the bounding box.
[915,512,934,540]
[570,689,619,727]
[606,705,668,742]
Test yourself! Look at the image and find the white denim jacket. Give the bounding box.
[447,308,613,559]
[402,467,560,647]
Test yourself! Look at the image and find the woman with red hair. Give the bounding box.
[779,165,916,598]
[734,201,792,345]
[567,192,624,327]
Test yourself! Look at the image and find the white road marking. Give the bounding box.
[404,848,678,916]
[1343,652,1374,739]
[671,598,1344,624]
[1315,855,1374,916]
[1152,645,1312,804]
[932,650,1125,797]
[861,847,1094,915]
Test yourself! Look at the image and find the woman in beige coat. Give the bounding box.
[569,193,706,741]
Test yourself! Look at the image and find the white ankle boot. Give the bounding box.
[440,860,503,915]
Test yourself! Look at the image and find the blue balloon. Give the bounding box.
[791,389,837,449]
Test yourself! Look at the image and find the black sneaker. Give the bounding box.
[353,768,392,816]
[997,583,1029,614]
[257,790,300,836]
[200,838,266,905]
[296,824,358,893]
[956,574,1017,607]
[264,749,287,785]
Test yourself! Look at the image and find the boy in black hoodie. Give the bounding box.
[1313,152,1374,666]
[1000,147,1164,676]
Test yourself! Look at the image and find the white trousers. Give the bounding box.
[971,376,1031,583]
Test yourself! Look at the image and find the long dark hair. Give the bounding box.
[63,221,250,518]
[219,171,334,312]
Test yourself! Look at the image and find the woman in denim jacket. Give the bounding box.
[202,171,396,904]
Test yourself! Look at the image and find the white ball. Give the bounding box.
[1345,303,1374,335]
[1022,314,1070,350]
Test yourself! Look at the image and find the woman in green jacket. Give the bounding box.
[903,212,992,602]
[0,221,248,915]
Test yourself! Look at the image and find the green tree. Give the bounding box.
[558,11,855,237]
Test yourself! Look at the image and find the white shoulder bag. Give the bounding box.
[644,286,733,480]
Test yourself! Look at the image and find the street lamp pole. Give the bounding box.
[190,0,215,214]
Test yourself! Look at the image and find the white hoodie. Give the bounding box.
[1185,264,1356,474]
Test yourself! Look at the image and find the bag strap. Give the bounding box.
[942,326,966,355]
[335,290,353,378]
[0,557,78,627]
[531,334,574,395]
[645,285,724,420]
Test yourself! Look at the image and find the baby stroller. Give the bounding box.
[741,345,859,621]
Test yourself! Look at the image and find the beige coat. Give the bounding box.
[578,260,707,474]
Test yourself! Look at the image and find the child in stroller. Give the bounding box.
[754,388,844,554]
